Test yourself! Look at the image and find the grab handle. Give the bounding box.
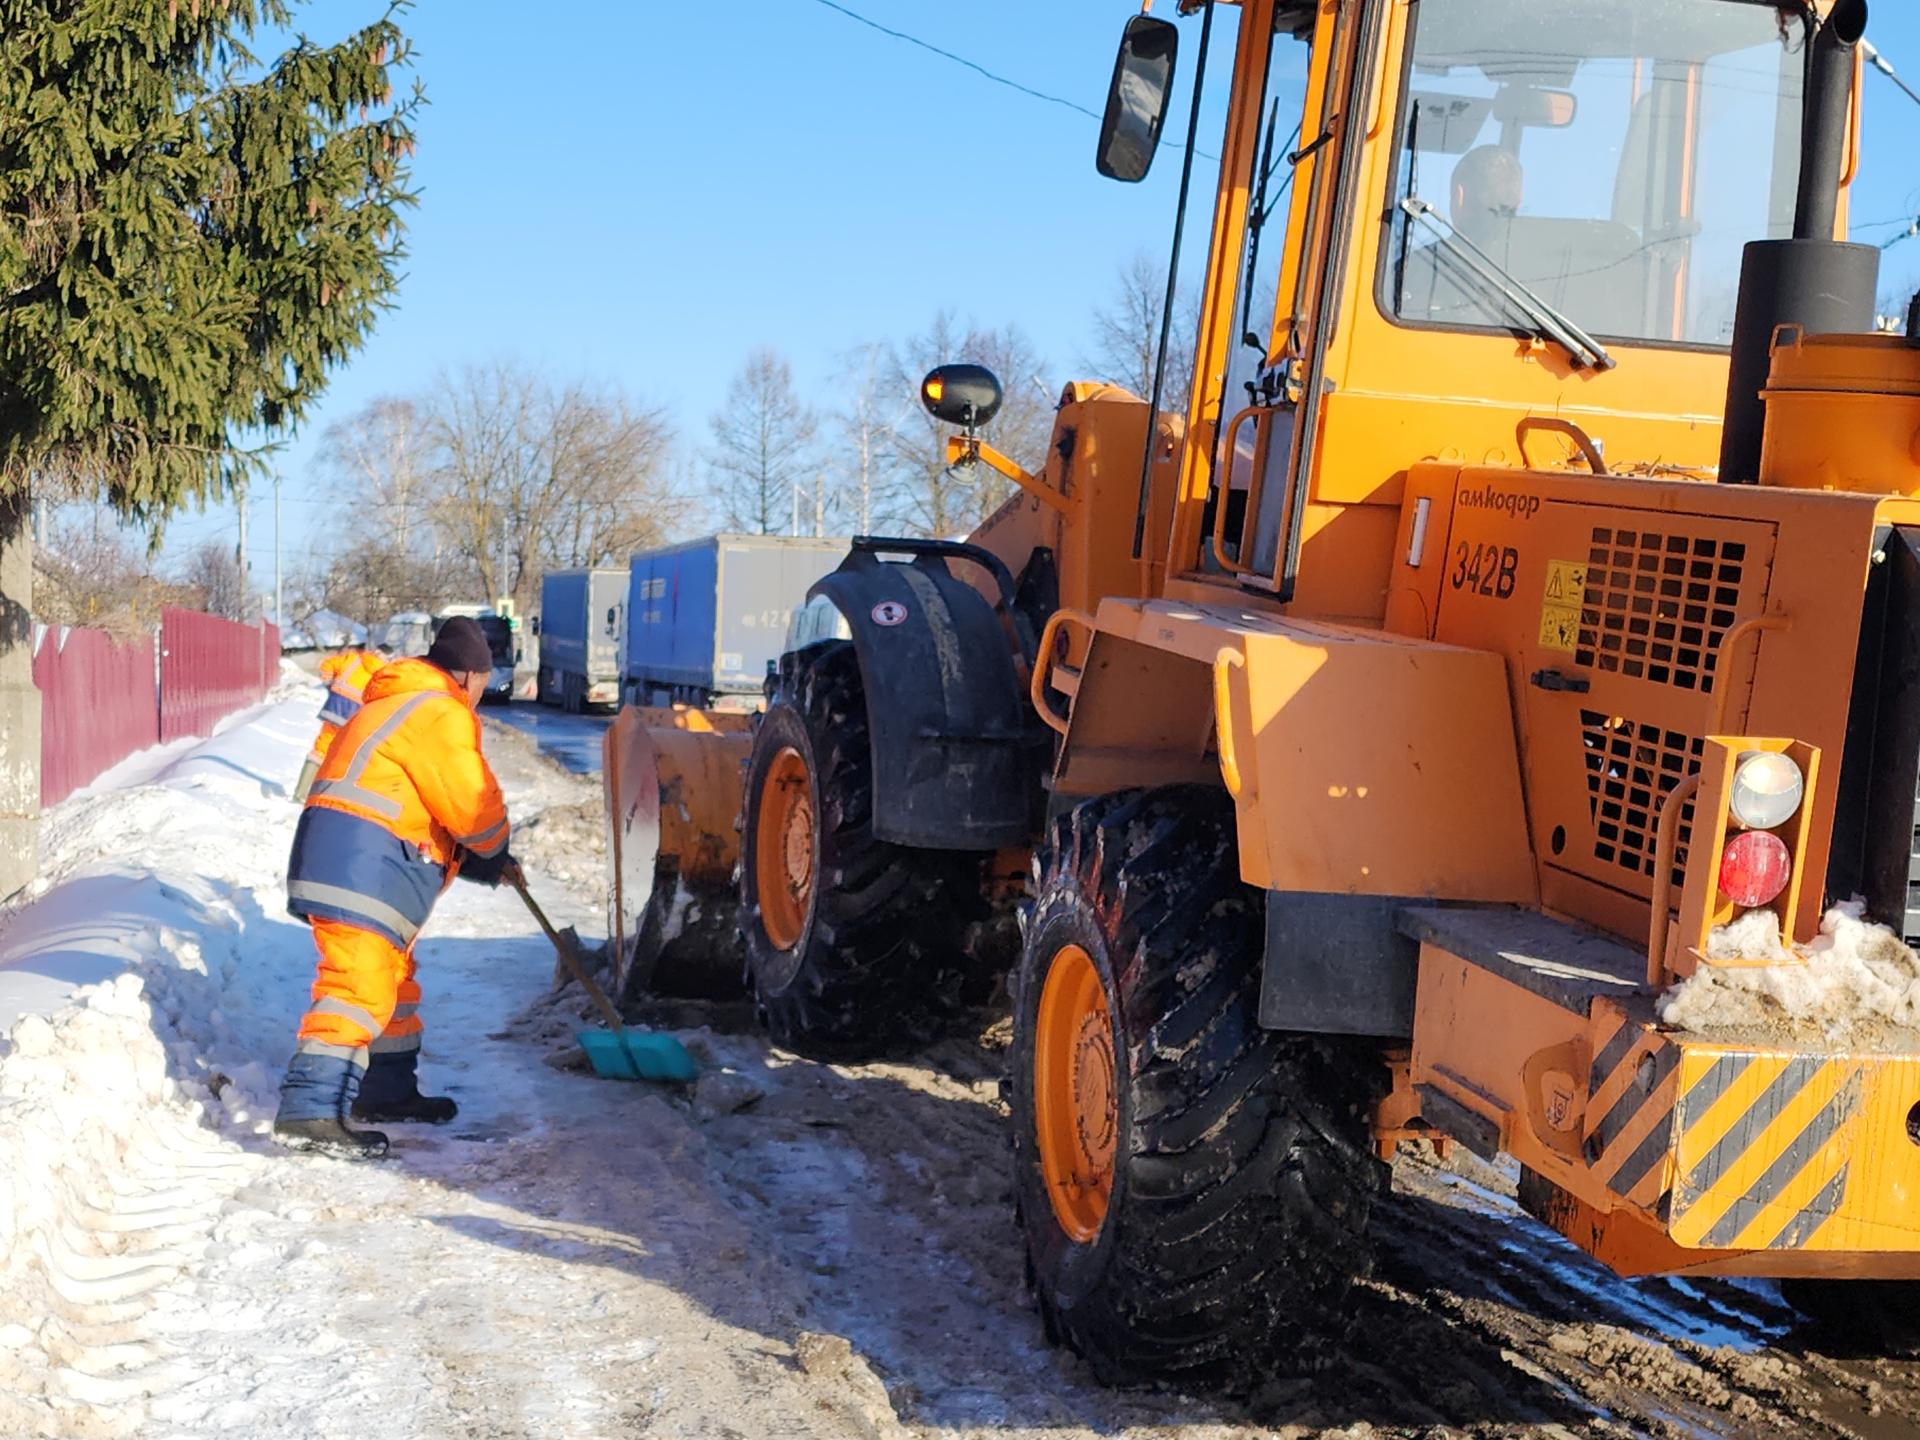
[1030,608,1096,737]
[1213,649,1249,798]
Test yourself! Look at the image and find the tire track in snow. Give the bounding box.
[0,978,263,1439]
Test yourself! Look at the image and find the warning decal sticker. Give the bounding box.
[1538,559,1587,653]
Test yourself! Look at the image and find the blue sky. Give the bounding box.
[147,0,1920,595]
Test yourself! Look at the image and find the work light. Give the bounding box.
[1728,750,1804,831]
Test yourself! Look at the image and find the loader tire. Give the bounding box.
[1011,785,1387,1391]
[1782,1279,1920,1356]
[740,641,985,1058]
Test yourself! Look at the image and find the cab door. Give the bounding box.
[1188,0,1386,599]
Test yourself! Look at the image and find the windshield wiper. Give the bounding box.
[1400,197,1615,371]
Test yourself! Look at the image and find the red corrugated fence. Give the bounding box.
[34,610,281,806]
[31,626,160,808]
[158,608,278,743]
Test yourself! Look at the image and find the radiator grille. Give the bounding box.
[1576,528,1746,692]
[1581,709,1703,884]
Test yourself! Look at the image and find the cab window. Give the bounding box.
[1380,0,1810,348]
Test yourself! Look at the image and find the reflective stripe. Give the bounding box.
[309,776,403,820]
[369,1032,421,1055]
[309,692,441,820]
[295,1040,371,1068]
[312,995,385,1036]
[389,1001,418,1022]
[287,880,422,944]
[457,817,510,857]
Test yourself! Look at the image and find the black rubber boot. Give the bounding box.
[351,1093,457,1124]
[274,1052,390,1159]
[351,1050,458,1125]
[273,1115,391,1160]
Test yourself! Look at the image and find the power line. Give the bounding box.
[804,0,1218,162]
[806,0,1104,124]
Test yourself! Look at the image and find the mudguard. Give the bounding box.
[808,538,1041,850]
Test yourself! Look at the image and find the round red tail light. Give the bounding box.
[1719,829,1792,908]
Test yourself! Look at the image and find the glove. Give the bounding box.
[458,847,516,888]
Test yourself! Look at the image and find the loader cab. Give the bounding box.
[1119,0,1842,622]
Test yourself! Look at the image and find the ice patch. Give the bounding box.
[1660,900,1920,1040]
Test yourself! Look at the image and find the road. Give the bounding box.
[15,695,1920,1438]
[485,700,612,776]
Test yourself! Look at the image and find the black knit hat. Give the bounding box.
[427,615,493,675]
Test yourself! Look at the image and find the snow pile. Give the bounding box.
[1660,901,1920,1040]
[0,700,316,1434]
[0,972,249,1436]
[512,798,607,895]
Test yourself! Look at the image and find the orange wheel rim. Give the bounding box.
[755,746,814,950]
[1034,943,1117,1243]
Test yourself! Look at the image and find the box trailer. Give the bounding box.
[536,568,625,711]
[623,535,849,708]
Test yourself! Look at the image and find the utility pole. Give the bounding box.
[273,472,283,626]
[235,480,250,619]
[497,515,510,612]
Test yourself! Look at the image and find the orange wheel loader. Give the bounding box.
[612,0,1920,1387]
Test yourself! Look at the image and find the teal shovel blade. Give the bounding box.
[577,1027,699,1084]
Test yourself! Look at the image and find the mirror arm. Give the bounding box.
[946,434,1073,514]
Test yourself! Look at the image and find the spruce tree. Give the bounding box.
[0,0,420,515]
[0,0,418,897]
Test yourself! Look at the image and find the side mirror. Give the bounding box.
[1097,15,1179,183]
[920,364,1004,430]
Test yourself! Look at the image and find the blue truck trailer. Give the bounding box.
[535,568,625,712]
[623,535,848,708]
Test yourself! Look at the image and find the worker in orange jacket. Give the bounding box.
[275,617,515,1159]
[295,643,389,802]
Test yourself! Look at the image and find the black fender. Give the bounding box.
[807,537,1043,850]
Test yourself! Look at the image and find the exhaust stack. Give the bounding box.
[1717,0,1877,485]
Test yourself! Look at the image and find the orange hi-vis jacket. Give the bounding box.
[286,658,510,949]
[315,648,387,730]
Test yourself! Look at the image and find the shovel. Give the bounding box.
[509,870,699,1085]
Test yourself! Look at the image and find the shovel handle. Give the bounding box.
[511,873,626,1034]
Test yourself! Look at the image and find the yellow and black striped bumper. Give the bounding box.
[1584,1000,1920,1259]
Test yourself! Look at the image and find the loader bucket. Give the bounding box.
[603,706,754,1000]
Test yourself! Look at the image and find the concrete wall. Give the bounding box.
[0,492,40,900]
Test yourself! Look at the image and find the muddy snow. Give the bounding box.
[5,692,1920,1437]
[1662,902,1920,1048]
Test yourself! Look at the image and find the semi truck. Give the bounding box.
[536,568,625,712]
[621,535,848,709]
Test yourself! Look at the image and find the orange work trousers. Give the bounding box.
[294,917,425,1062]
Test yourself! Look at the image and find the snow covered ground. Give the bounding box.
[8,686,1920,1439]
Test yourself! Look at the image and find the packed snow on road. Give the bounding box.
[5,684,1920,1439]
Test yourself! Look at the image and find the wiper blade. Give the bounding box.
[1401,197,1615,371]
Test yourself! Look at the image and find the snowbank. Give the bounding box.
[0,699,318,1434]
[1661,901,1920,1042]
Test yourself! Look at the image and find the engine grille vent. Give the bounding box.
[1576,528,1746,692]
[1580,709,1704,884]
